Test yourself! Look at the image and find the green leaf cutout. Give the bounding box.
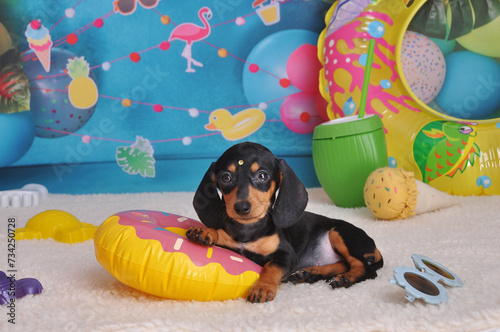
[116,136,156,178]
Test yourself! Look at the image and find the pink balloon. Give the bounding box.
[286,44,322,93]
[315,91,329,122]
[280,92,324,134]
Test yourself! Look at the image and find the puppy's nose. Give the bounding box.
[234,201,251,215]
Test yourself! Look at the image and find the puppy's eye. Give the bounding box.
[256,170,269,182]
[219,172,232,184]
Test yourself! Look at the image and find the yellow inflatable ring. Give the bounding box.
[94,210,261,301]
[318,0,500,195]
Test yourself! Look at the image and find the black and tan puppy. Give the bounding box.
[187,142,383,303]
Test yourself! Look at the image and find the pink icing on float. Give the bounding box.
[117,210,261,275]
[94,210,262,301]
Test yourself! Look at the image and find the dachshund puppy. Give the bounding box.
[187,142,383,303]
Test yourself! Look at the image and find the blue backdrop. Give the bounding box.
[0,0,331,193]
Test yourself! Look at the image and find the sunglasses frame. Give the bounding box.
[389,254,463,305]
[412,254,463,288]
[113,0,160,15]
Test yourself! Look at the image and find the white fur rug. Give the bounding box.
[2,189,500,331]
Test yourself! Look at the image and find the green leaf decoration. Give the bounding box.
[0,47,30,113]
[116,136,156,178]
[66,56,90,80]
[409,0,500,40]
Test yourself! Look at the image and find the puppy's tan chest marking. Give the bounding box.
[215,229,280,257]
[243,233,280,256]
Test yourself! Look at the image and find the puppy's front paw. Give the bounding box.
[328,275,353,289]
[289,265,340,284]
[185,227,218,246]
[247,282,278,303]
[288,270,310,284]
[288,268,324,284]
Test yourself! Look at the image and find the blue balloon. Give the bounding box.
[24,48,98,138]
[242,30,318,117]
[0,111,35,167]
[435,51,500,120]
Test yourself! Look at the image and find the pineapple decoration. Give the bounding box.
[66,56,99,109]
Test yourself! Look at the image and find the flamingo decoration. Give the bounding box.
[169,7,212,73]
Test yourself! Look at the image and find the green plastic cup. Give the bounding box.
[312,114,388,208]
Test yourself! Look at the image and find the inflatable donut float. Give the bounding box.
[318,0,500,195]
[94,210,262,301]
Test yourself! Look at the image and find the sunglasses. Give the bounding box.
[390,254,463,305]
[113,0,160,15]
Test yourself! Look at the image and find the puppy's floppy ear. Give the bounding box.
[272,159,308,228]
[193,162,225,229]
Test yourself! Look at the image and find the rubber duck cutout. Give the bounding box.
[205,108,266,141]
[169,7,212,73]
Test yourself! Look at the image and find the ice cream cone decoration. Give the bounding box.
[25,20,53,73]
[364,167,459,220]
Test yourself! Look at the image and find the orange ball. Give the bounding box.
[161,15,170,25]
[218,48,228,58]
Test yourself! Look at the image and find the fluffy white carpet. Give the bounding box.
[2,188,500,331]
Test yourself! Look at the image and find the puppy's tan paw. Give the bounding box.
[246,282,278,303]
[185,227,218,246]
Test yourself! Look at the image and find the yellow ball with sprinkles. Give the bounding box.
[364,167,418,220]
[364,167,459,220]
